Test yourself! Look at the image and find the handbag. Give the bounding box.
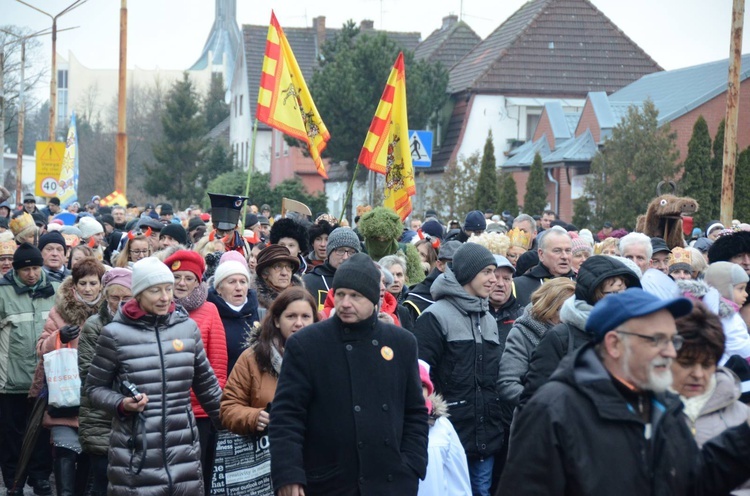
[43,335,81,409]
[210,430,272,496]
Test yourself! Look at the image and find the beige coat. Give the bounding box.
[220,347,277,435]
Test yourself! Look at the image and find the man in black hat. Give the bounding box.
[649,237,671,275]
[208,192,250,254]
[271,253,428,495]
[0,243,59,495]
[159,203,176,225]
[22,194,39,215]
[39,232,71,282]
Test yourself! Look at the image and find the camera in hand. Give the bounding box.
[120,381,142,401]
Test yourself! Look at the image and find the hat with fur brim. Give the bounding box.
[708,230,750,264]
[255,244,300,277]
[270,218,309,253]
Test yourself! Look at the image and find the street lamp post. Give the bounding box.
[15,0,87,141]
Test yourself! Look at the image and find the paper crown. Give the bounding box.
[669,247,692,268]
[0,240,16,257]
[507,227,532,250]
[9,213,35,236]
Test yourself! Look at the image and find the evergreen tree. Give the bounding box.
[711,119,726,222]
[428,153,479,219]
[204,73,229,131]
[681,116,713,226]
[474,130,499,210]
[585,100,679,230]
[524,152,547,215]
[572,196,593,230]
[144,73,207,207]
[497,172,519,216]
[734,147,750,221]
[194,141,235,201]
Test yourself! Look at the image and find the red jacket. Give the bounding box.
[189,301,228,418]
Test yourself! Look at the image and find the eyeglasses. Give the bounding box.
[616,330,684,351]
[107,295,132,304]
[131,250,149,256]
[270,262,293,272]
[333,247,357,256]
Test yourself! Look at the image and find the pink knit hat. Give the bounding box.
[220,250,249,270]
[418,359,434,414]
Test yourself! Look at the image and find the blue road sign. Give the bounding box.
[409,130,433,167]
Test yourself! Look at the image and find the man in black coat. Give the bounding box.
[500,288,750,495]
[302,227,362,311]
[403,240,461,321]
[271,253,428,496]
[513,226,575,307]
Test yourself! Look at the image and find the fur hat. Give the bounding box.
[131,257,174,297]
[270,218,309,253]
[308,220,335,246]
[708,231,750,264]
[357,207,402,241]
[164,250,205,281]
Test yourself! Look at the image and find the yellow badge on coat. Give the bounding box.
[381,346,394,361]
[173,339,184,351]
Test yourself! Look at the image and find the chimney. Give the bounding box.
[313,16,326,51]
[442,15,458,30]
[360,19,374,31]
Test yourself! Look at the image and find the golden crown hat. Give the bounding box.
[507,227,532,250]
[669,247,692,267]
[9,213,35,236]
[0,240,16,257]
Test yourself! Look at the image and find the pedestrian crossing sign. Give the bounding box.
[409,130,433,167]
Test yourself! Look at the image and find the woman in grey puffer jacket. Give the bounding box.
[85,258,222,495]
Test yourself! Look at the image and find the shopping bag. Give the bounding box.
[43,336,81,408]
[210,430,272,496]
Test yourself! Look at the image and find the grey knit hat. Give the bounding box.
[332,253,381,306]
[326,227,361,258]
[452,243,497,286]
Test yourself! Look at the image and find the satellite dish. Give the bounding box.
[224,89,232,105]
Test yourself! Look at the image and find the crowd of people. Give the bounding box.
[4,183,750,495]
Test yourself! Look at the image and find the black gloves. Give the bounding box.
[59,325,80,344]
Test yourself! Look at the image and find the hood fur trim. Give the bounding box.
[428,392,448,421]
[55,277,101,326]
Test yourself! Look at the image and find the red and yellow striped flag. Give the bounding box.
[257,11,330,178]
[358,52,416,220]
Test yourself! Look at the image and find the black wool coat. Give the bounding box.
[270,312,428,496]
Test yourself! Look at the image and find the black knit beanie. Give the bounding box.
[452,243,497,286]
[13,242,43,270]
[160,223,188,246]
[332,253,381,305]
[38,231,67,254]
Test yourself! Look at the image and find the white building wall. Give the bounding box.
[229,51,270,174]
[457,94,521,166]
[60,51,213,130]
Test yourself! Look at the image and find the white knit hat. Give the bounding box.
[78,216,103,239]
[131,257,175,296]
[214,260,250,289]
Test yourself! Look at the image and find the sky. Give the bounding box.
[4,0,750,84]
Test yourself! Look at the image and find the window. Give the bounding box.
[57,69,69,127]
[526,112,541,141]
[239,95,243,116]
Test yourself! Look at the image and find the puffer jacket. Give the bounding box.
[496,307,555,424]
[78,303,114,456]
[413,266,503,459]
[30,277,100,427]
[84,299,222,496]
[0,269,59,394]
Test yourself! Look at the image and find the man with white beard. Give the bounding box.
[499,288,750,495]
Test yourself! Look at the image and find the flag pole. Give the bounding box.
[340,162,360,223]
[242,118,259,226]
